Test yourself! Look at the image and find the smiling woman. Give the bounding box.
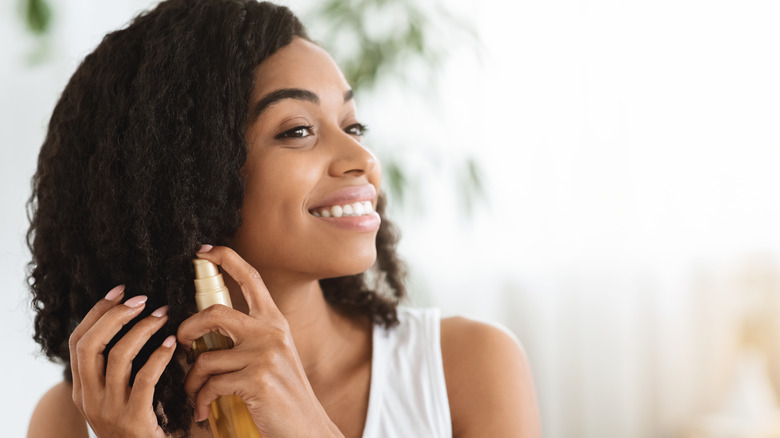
[24,1,539,437]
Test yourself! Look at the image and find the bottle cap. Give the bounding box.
[192,259,232,310]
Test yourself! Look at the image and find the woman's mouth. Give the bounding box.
[310,201,375,218]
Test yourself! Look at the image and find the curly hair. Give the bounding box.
[26,0,406,435]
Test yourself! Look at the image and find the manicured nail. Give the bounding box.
[124,295,148,308]
[162,335,176,348]
[105,285,125,301]
[151,305,169,317]
[198,244,213,253]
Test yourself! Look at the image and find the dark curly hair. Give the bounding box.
[26,0,406,435]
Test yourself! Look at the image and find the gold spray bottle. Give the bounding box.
[192,259,262,438]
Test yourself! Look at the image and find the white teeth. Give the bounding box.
[310,200,376,218]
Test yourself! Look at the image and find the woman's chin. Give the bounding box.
[319,255,378,280]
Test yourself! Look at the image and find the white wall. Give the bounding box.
[5,0,780,437]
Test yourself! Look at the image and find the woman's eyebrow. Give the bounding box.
[251,88,318,120]
[251,88,355,120]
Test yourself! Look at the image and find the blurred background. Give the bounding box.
[4,0,780,436]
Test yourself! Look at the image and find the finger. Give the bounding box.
[195,245,276,317]
[105,306,169,403]
[69,285,125,404]
[192,373,257,423]
[127,335,177,410]
[183,348,247,402]
[176,304,247,350]
[76,295,148,396]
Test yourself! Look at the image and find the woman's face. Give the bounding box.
[231,38,382,284]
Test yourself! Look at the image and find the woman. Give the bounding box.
[26,0,540,436]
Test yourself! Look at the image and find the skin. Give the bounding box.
[28,38,541,438]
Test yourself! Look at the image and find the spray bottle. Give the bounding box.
[192,258,262,438]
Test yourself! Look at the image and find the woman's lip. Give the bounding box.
[313,212,381,232]
[308,184,377,211]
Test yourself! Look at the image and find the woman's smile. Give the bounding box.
[311,208,381,232]
[306,183,380,230]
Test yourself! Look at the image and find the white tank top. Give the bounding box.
[88,307,452,437]
[361,306,453,437]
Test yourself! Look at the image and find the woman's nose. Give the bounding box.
[328,133,378,177]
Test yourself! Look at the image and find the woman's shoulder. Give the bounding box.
[28,381,88,438]
[439,314,531,382]
[440,314,526,358]
[439,315,541,437]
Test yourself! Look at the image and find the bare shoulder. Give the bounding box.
[440,316,541,438]
[28,381,88,438]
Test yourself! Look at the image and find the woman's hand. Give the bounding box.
[69,285,176,438]
[177,245,343,438]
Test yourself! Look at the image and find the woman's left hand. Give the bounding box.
[176,245,343,438]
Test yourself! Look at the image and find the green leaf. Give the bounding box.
[384,160,408,204]
[24,0,51,35]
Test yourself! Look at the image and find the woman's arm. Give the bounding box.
[441,317,541,438]
[28,381,89,438]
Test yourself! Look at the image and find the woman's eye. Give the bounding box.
[276,125,314,139]
[345,123,368,137]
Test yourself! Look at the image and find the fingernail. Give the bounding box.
[124,295,148,308]
[198,244,213,253]
[105,285,125,301]
[162,335,176,348]
[151,305,169,317]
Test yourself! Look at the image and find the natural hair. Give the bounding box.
[26,0,406,435]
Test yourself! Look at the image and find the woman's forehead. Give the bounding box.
[250,38,350,99]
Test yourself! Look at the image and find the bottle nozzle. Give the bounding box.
[194,258,220,279]
[193,259,232,311]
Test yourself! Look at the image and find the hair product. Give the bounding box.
[192,259,262,438]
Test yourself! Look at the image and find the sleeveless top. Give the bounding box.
[361,306,452,437]
[88,306,452,437]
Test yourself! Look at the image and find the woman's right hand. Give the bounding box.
[68,285,176,438]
